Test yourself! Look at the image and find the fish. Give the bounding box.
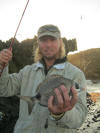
[17,75,81,114]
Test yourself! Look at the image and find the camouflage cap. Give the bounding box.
[37,24,61,39]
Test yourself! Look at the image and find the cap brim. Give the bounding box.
[38,32,60,39]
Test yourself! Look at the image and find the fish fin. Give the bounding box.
[17,95,36,114]
[28,102,35,115]
[28,103,33,115]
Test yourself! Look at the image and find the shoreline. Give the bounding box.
[77,94,100,133]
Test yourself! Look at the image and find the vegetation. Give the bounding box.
[68,48,100,79]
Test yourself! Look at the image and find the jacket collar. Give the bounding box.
[33,56,66,70]
[34,62,66,70]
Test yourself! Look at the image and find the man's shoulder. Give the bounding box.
[22,62,43,71]
[65,61,83,74]
[65,61,86,84]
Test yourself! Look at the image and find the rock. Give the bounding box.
[77,93,100,133]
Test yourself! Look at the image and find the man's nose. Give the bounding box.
[46,40,52,47]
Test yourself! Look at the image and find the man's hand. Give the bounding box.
[48,85,78,115]
[0,48,12,66]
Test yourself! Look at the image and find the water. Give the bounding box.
[86,80,100,93]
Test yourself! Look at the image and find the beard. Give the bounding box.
[39,47,60,61]
[43,54,57,60]
[39,49,56,60]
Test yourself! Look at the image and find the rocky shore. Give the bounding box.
[0,96,19,133]
[77,93,100,133]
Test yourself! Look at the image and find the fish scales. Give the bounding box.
[36,75,74,106]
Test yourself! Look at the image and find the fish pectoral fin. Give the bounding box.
[28,104,33,115]
[17,95,36,115]
[28,102,35,115]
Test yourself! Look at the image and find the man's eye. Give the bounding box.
[40,39,46,42]
[51,38,56,41]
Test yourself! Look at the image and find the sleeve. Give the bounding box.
[50,71,88,129]
[0,65,23,96]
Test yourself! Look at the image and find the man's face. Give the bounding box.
[38,36,61,60]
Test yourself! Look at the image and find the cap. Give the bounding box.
[37,24,61,39]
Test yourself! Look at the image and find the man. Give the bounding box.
[0,24,87,133]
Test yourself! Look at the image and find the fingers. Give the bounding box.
[0,48,12,65]
[48,96,54,112]
[48,85,78,114]
[63,87,78,112]
[55,88,64,108]
[70,87,78,107]
[60,85,70,108]
[48,89,66,114]
[48,95,60,114]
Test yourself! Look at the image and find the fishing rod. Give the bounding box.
[0,0,30,75]
[9,0,30,49]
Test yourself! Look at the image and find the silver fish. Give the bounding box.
[17,75,81,114]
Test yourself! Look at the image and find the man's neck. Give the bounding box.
[44,58,56,69]
[40,56,66,75]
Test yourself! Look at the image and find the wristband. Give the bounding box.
[50,112,65,120]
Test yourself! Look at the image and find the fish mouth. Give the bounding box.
[35,93,41,100]
[75,82,79,89]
